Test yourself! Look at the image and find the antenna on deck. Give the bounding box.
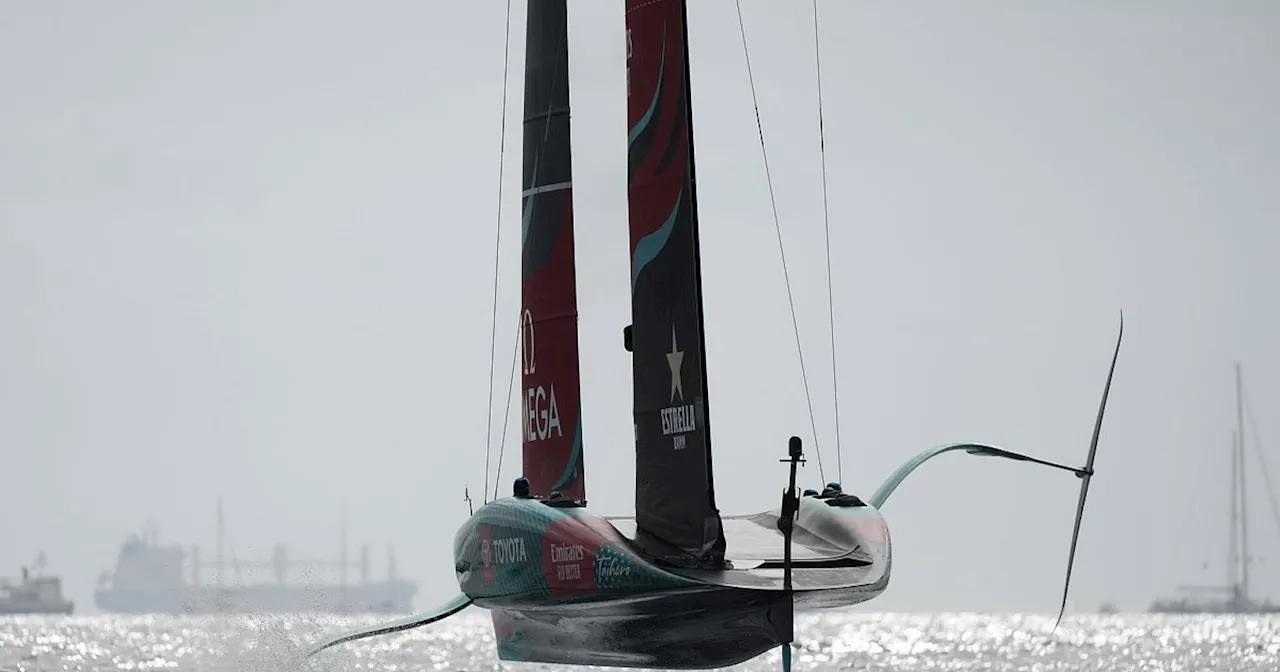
[464,487,474,516]
[776,436,806,672]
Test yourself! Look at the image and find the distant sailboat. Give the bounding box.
[307,2,1124,669]
[1149,363,1280,614]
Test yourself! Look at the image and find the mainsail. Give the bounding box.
[625,0,725,566]
[521,0,585,501]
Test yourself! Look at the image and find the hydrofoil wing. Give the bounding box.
[304,594,473,658]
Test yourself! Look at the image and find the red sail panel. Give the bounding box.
[625,0,725,566]
[520,0,584,501]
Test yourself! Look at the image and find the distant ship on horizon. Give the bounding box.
[0,553,74,615]
[94,501,417,615]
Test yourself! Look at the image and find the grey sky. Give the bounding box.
[2,0,1278,616]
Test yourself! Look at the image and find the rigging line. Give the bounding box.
[483,0,515,506]
[493,312,524,501]
[810,0,842,485]
[1241,380,1280,543]
[735,0,826,484]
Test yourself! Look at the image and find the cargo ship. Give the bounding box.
[94,501,416,615]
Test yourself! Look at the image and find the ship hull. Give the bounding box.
[0,600,74,615]
[1148,598,1280,615]
[94,581,416,615]
[454,496,890,669]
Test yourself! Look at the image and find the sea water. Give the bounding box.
[2,610,1278,671]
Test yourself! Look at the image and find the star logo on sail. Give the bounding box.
[666,325,684,403]
[660,324,696,446]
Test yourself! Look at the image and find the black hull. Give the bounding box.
[490,587,791,669]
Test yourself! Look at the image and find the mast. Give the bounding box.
[624,0,726,567]
[1236,363,1249,602]
[216,499,224,589]
[1229,429,1238,595]
[520,0,586,500]
[339,503,348,612]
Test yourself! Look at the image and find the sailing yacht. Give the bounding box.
[307,1,1123,669]
[1149,363,1280,614]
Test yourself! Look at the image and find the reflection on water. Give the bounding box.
[2,610,1278,671]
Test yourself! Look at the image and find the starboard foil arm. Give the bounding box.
[303,593,473,657]
[869,312,1123,630]
[867,442,1075,509]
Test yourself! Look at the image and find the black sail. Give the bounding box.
[624,0,725,567]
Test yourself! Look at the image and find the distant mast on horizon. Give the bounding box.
[1148,363,1278,614]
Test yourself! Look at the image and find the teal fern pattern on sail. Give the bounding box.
[551,417,583,492]
[628,31,666,148]
[630,187,681,289]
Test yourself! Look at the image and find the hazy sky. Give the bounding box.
[3,0,1279,617]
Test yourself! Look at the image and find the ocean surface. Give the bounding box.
[2,610,1279,671]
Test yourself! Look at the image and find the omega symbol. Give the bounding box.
[521,309,536,376]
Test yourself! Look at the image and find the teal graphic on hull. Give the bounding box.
[454,498,699,606]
